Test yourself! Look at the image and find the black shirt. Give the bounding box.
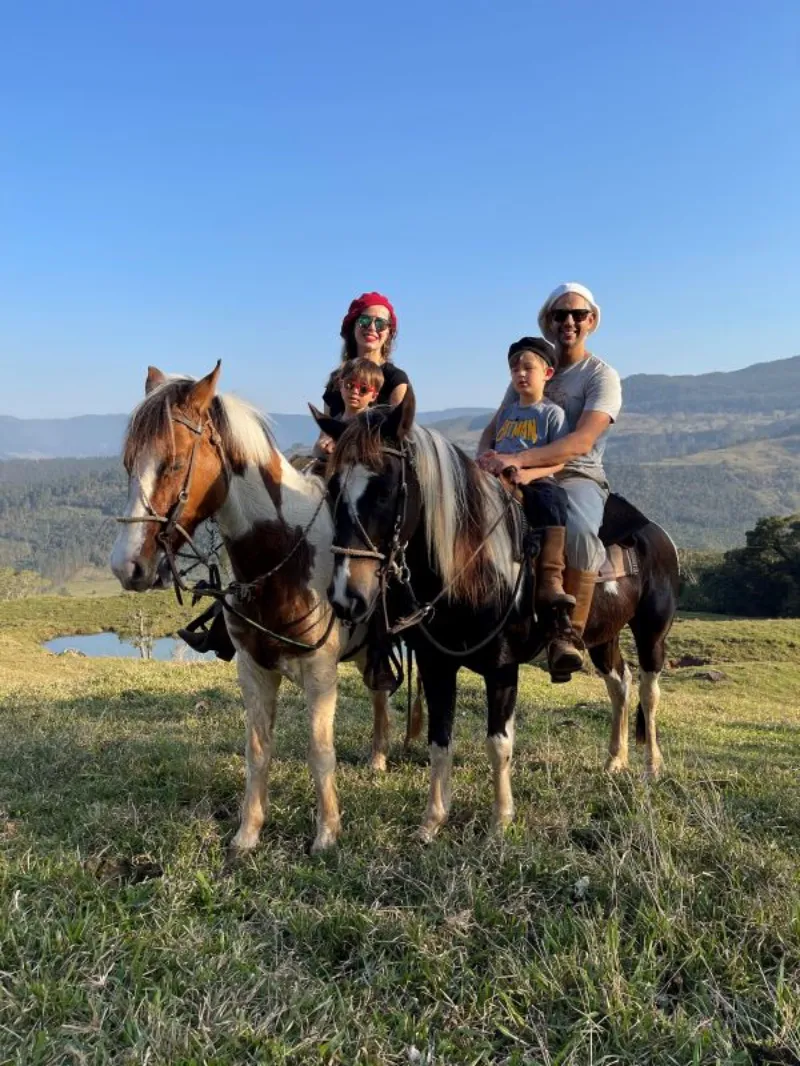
[322,362,410,418]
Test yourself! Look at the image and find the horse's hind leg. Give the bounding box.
[589,638,632,774]
[231,654,282,855]
[370,690,391,772]
[418,657,459,843]
[629,594,675,779]
[484,663,519,831]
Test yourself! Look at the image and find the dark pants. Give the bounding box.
[519,477,568,529]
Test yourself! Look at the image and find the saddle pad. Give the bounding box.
[596,543,639,584]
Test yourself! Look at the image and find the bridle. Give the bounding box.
[116,409,336,653]
[330,439,526,658]
[117,411,222,597]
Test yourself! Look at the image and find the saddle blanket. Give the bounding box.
[597,543,639,584]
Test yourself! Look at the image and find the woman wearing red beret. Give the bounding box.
[322,292,408,418]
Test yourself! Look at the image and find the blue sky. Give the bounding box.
[2,0,798,418]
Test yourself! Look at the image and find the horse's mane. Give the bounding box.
[122,376,277,470]
[329,412,518,607]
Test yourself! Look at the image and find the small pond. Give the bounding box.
[44,633,216,661]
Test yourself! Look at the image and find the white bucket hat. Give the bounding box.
[538,282,601,342]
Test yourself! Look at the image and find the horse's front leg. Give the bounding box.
[303,656,341,854]
[418,657,459,843]
[485,662,519,832]
[370,690,391,772]
[230,654,282,855]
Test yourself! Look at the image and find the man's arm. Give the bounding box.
[483,411,612,473]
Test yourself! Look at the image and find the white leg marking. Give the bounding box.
[639,669,664,779]
[231,656,282,853]
[419,742,453,843]
[602,579,620,596]
[486,715,516,830]
[370,690,390,772]
[604,664,632,773]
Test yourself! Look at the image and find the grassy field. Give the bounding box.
[1,596,799,1065]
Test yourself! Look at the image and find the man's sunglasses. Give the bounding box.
[356,314,391,334]
[342,381,377,397]
[550,308,593,324]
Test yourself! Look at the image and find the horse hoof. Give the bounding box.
[490,808,515,834]
[370,754,387,773]
[417,822,442,844]
[605,756,629,774]
[310,828,338,855]
[642,762,663,782]
[223,842,254,873]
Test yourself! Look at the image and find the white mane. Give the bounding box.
[408,426,517,595]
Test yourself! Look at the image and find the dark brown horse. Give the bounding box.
[316,398,680,840]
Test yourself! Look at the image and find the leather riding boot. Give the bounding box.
[178,602,237,661]
[535,527,577,610]
[548,568,595,682]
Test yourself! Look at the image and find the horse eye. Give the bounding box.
[171,460,185,474]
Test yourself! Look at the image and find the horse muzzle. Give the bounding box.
[111,549,172,592]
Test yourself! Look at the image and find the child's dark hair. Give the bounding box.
[325,358,384,400]
[340,358,384,392]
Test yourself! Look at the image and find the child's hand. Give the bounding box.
[317,434,335,455]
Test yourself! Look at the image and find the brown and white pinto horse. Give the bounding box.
[111,362,394,855]
[317,399,680,841]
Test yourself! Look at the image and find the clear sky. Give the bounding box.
[2,0,799,418]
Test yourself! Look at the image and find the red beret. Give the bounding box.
[340,291,397,338]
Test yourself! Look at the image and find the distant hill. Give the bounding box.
[0,408,495,460]
[622,354,800,414]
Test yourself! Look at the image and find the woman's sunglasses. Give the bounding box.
[550,309,593,324]
[341,381,377,397]
[356,314,391,334]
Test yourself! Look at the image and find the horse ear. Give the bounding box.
[145,366,167,394]
[187,360,222,414]
[309,404,347,441]
[382,388,416,441]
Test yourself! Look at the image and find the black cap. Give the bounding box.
[507,336,556,369]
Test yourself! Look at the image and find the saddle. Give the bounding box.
[288,453,327,478]
[504,483,650,583]
[596,492,650,582]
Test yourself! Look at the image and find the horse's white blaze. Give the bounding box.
[330,555,351,611]
[110,458,158,581]
[343,464,372,520]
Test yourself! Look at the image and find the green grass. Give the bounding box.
[1,601,799,1064]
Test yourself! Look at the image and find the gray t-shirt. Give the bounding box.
[501,354,621,483]
[494,399,568,455]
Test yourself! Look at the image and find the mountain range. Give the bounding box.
[2,356,799,551]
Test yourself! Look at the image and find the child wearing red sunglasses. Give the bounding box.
[315,358,384,455]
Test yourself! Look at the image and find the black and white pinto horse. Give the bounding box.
[317,399,680,841]
[111,363,397,855]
